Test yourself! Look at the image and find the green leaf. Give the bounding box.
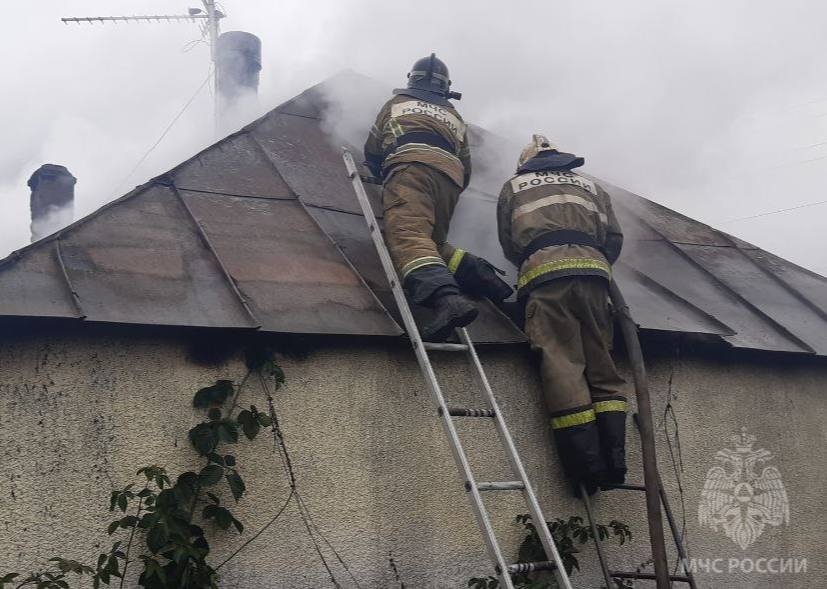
[189,423,218,455]
[224,454,236,467]
[226,471,245,501]
[237,410,259,440]
[146,525,169,554]
[193,380,234,407]
[217,420,239,444]
[206,492,221,505]
[109,491,120,512]
[117,493,128,513]
[203,505,243,533]
[208,408,222,421]
[107,520,120,535]
[199,464,224,486]
[256,412,273,427]
[207,452,225,466]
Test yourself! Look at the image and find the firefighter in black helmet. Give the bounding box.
[364,54,512,341]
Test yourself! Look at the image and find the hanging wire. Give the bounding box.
[218,370,364,588]
[657,342,690,576]
[115,66,213,192]
[214,488,295,570]
[722,197,827,224]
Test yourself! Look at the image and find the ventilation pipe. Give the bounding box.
[216,31,261,129]
[28,164,75,243]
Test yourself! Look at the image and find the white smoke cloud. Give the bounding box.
[2,0,827,275]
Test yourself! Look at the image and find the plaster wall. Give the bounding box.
[0,330,824,588]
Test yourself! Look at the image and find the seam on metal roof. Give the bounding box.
[174,187,297,201]
[0,183,150,272]
[245,131,404,336]
[54,238,86,320]
[171,183,261,329]
[616,261,737,336]
[618,204,817,355]
[717,233,827,326]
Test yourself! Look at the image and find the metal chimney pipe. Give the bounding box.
[216,31,261,123]
[27,164,76,242]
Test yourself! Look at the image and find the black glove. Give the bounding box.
[364,154,384,182]
[453,252,514,302]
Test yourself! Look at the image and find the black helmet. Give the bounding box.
[406,53,461,100]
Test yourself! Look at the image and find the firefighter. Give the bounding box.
[497,135,627,493]
[364,54,512,341]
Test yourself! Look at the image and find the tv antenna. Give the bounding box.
[61,1,226,127]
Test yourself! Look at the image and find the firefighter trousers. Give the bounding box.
[524,276,628,486]
[382,163,463,303]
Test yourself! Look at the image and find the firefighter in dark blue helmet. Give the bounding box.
[365,54,512,341]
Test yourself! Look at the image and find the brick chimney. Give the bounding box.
[28,164,75,242]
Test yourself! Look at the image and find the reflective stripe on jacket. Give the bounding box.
[364,94,471,188]
[497,169,623,296]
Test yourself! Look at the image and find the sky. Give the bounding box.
[3,1,827,275]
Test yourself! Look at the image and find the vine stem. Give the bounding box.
[228,370,253,414]
[119,496,144,589]
[214,488,295,570]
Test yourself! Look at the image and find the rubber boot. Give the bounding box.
[595,401,628,485]
[420,289,479,342]
[551,414,607,496]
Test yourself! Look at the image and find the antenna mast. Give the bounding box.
[61,1,225,128]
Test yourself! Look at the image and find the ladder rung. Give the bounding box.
[446,407,496,418]
[611,571,692,583]
[602,483,647,492]
[423,342,470,352]
[475,481,525,492]
[506,561,557,574]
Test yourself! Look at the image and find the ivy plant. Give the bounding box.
[468,514,632,589]
[1,351,280,589]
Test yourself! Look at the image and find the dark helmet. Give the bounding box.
[407,53,461,100]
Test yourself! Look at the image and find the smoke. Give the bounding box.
[31,204,74,243]
[3,0,827,274]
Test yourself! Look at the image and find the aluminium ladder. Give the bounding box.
[343,149,574,589]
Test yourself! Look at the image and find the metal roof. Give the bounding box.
[1,71,826,354]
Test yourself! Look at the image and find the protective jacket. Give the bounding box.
[364,92,472,189]
[497,166,623,297]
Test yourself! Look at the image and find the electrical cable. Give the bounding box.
[658,343,690,576]
[258,371,364,588]
[722,197,827,224]
[115,67,212,192]
[214,487,295,570]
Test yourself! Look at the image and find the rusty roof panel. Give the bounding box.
[172,133,293,199]
[303,202,526,343]
[0,245,78,318]
[676,243,827,353]
[301,207,387,292]
[179,190,401,336]
[58,185,254,328]
[250,113,362,214]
